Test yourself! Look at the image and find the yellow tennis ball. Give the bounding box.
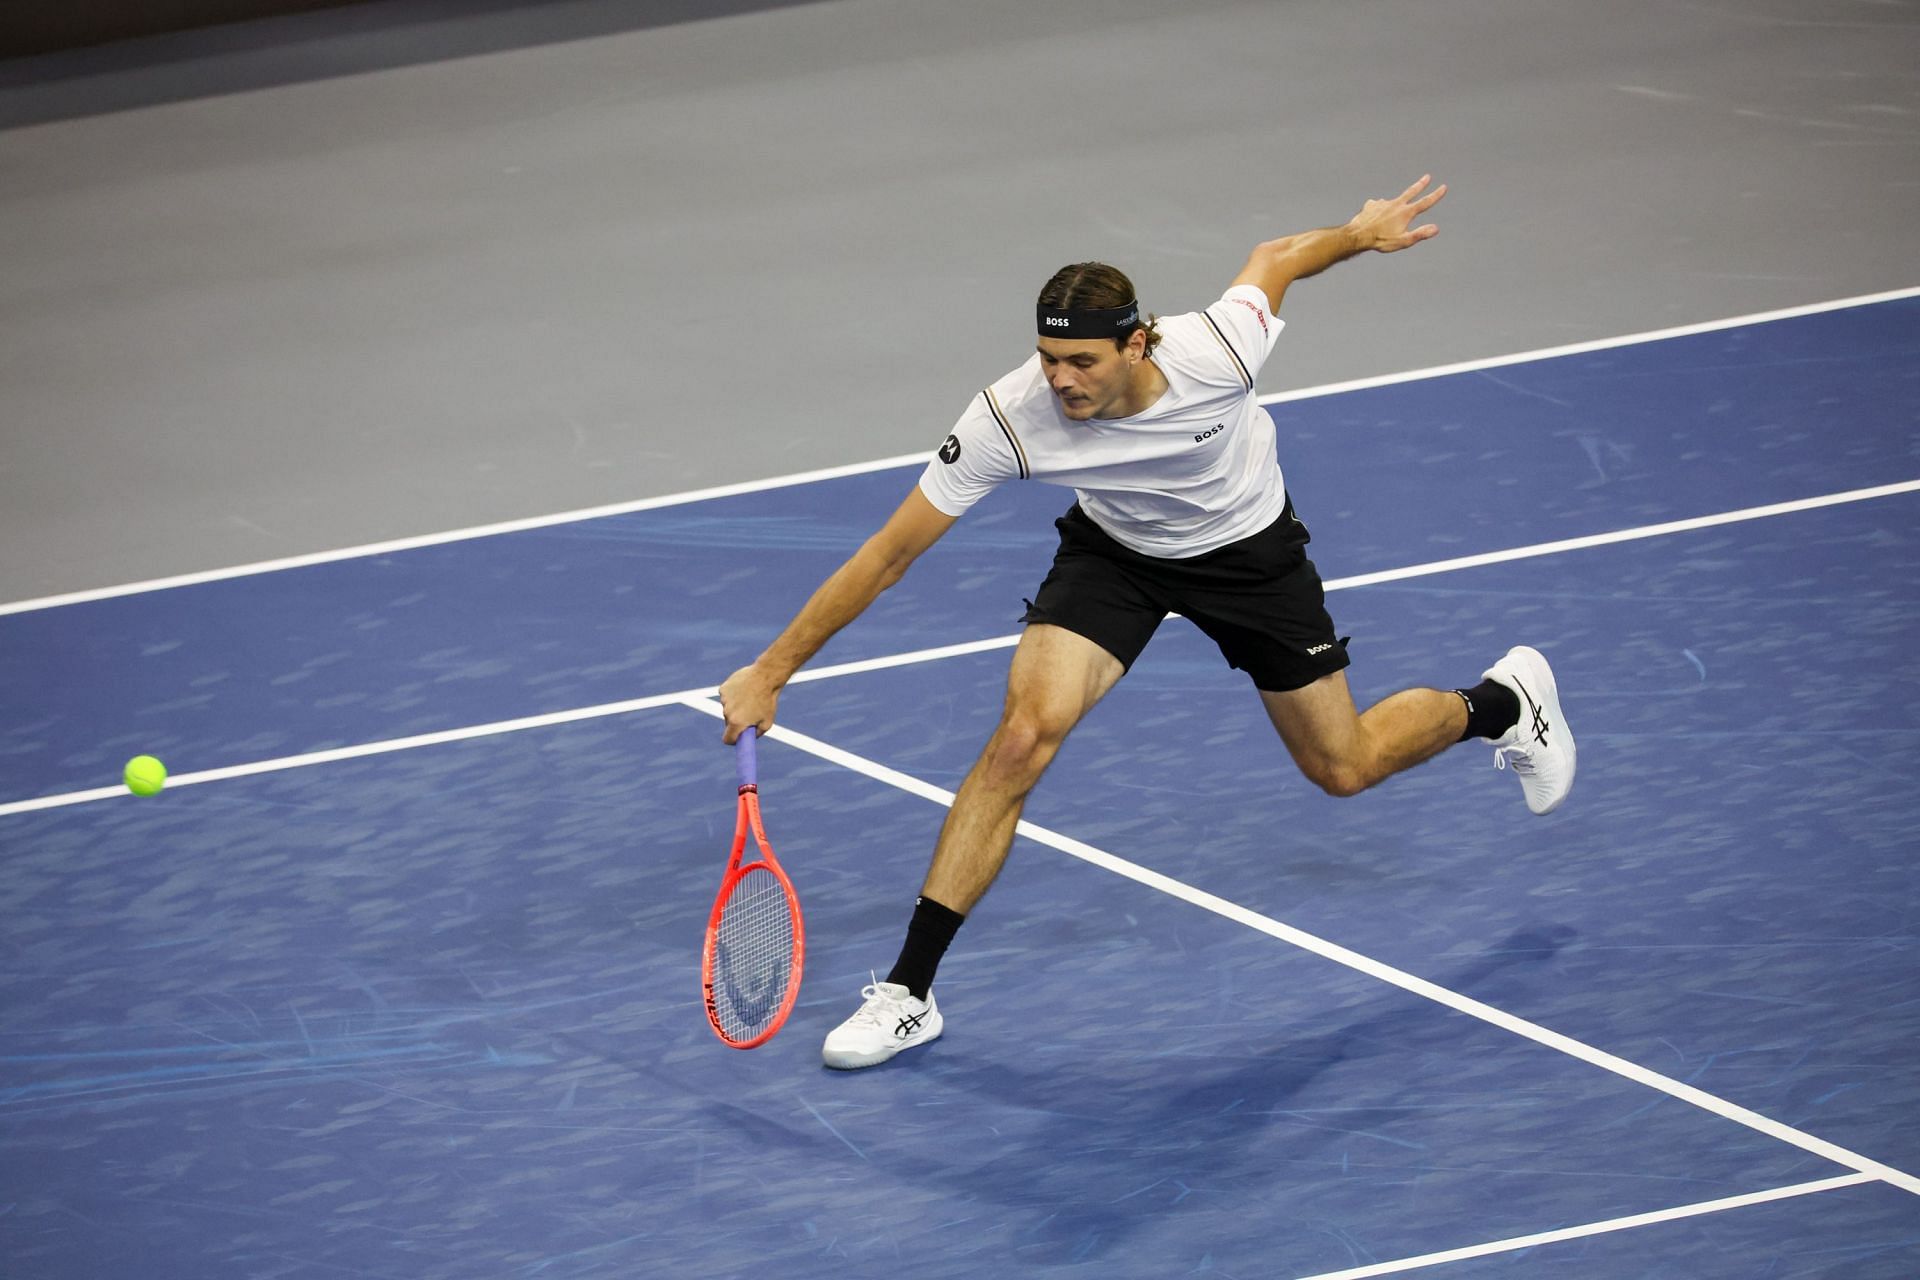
[124,755,168,797]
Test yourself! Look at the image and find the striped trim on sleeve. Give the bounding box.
[1199,311,1255,391]
[982,387,1031,479]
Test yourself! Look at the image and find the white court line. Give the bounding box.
[1329,477,1920,590]
[0,688,712,816]
[675,696,1920,1202]
[1257,284,1920,406]
[0,453,928,618]
[3,476,1915,820]
[1289,1173,1877,1280]
[3,285,1914,618]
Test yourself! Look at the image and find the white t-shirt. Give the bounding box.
[918,284,1286,558]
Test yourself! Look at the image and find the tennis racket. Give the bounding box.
[702,726,805,1049]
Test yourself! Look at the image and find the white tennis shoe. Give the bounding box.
[1484,645,1576,815]
[822,980,942,1070]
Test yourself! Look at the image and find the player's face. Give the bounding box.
[1038,336,1136,420]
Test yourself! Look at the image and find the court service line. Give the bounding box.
[0,689,713,816]
[3,477,1915,820]
[4,286,1913,619]
[673,696,1920,1200]
[0,638,1018,818]
[1288,1173,1877,1280]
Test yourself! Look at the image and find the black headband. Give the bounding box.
[1037,300,1140,340]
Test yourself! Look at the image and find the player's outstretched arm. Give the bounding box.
[1231,174,1447,312]
[718,486,957,743]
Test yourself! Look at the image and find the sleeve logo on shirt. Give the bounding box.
[938,434,962,464]
[1231,297,1269,334]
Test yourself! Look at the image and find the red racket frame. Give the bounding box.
[701,729,804,1048]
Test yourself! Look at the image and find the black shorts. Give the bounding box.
[1021,500,1350,693]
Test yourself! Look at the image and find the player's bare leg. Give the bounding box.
[1262,652,1575,812]
[1261,670,1464,797]
[823,624,1123,1069]
[921,623,1125,910]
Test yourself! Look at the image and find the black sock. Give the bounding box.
[885,896,965,1001]
[1454,679,1520,741]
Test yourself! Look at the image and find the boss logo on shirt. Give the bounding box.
[1194,424,1225,443]
[938,434,962,464]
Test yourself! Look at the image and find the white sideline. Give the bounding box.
[1289,1173,1877,1279]
[3,476,1915,821]
[3,285,1915,618]
[676,696,1920,1203]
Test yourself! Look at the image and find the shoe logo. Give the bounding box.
[894,1010,928,1038]
[1519,682,1550,745]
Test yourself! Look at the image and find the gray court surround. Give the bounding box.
[2,0,1915,602]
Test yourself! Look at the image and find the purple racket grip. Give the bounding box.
[735,725,758,790]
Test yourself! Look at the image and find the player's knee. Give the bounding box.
[1299,755,1371,798]
[986,707,1068,785]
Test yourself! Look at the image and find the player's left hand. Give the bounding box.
[1349,174,1447,253]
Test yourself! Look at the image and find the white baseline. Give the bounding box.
[3,285,1914,618]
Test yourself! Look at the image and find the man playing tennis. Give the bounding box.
[719,175,1574,1070]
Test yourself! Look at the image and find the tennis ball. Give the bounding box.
[124,755,168,797]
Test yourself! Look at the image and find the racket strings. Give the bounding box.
[710,865,797,1041]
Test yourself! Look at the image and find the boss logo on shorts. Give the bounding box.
[1194,424,1225,443]
[938,434,962,464]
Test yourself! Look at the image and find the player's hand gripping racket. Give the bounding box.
[702,727,805,1048]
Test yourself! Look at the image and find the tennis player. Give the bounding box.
[718,176,1574,1070]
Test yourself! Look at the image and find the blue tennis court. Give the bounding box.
[3,294,1917,1277]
